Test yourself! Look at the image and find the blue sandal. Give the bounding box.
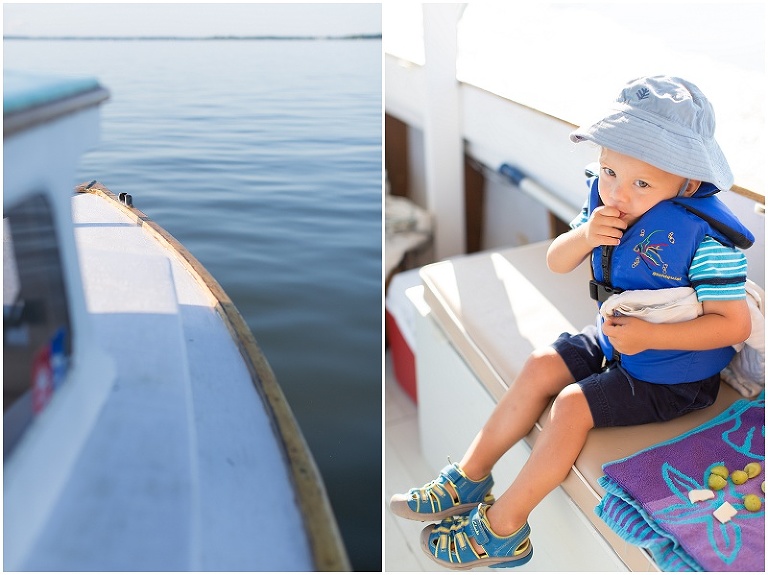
[420,504,533,570]
[389,462,495,521]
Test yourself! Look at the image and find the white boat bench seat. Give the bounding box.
[418,239,743,570]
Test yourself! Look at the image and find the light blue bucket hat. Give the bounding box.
[570,76,734,191]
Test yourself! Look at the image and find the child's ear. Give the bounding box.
[682,180,702,197]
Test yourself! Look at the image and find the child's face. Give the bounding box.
[597,148,695,227]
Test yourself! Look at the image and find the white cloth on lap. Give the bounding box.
[600,283,764,397]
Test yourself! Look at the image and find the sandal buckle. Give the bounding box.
[470,516,489,545]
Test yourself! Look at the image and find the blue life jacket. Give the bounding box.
[585,174,754,384]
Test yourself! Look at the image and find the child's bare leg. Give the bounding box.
[395,345,579,522]
[458,346,575,481]
[477,383,594,545]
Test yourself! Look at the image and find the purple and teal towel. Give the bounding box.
[596,396,765,571]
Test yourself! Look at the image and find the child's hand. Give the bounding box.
[584,206,627,248]
[602,316,650,355]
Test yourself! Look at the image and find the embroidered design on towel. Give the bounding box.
[651,460,761,566]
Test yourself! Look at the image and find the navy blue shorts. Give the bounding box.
[552,325,720,428]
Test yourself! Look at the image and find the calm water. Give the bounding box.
[5,39,382,570]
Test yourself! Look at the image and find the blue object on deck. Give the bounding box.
[499,163,526,186]
[4,70,102,115]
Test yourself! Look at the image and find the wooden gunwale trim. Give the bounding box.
[730,184,764,204]
[75,182,350,572]
[460,81,765,205]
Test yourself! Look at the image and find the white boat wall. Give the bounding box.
[384,5,764,572]
[4,70,348,571]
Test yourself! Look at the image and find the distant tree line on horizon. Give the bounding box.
[3,34,382,41]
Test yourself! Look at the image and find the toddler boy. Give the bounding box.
[390,76,753,570]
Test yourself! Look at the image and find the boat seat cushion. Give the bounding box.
[419,240,742,497]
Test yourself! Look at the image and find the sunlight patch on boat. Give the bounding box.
[490,251,573,350]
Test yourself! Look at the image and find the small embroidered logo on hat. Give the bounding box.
[636,87,650,100]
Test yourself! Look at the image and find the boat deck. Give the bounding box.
[385,350,441,572]
[5,188,344,571]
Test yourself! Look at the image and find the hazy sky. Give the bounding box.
[3,3,382,38]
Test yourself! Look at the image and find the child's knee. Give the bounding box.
[552,384,594,429]
[525,346,564,372]
[520,347,572,393]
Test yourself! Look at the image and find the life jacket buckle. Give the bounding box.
[589,279,623,303]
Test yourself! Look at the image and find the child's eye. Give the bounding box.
[601,167,615,177]
[635,180,649,188]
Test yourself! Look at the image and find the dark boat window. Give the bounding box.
[4,194,72,457]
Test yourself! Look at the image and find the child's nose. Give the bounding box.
[608,182,629,204]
